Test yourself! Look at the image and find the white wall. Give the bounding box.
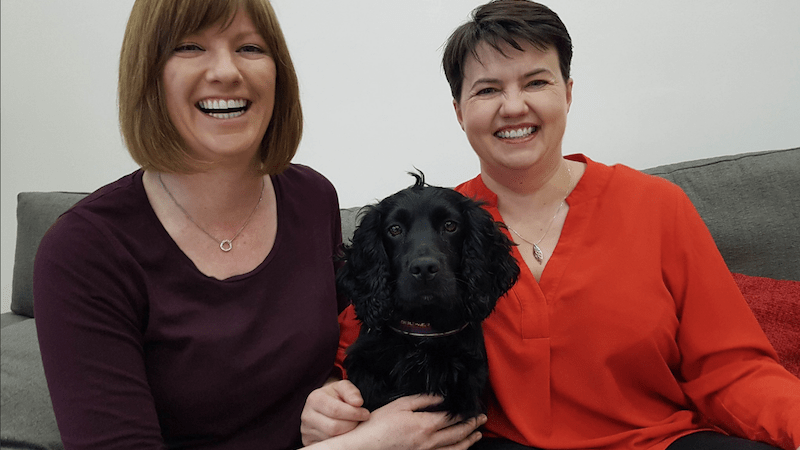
[2,0,799,313]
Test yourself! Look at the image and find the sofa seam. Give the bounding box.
[646,148,797,176]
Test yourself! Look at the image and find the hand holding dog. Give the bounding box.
[302,380,486,450]
[301,379,369,445]
[349,395,486,450]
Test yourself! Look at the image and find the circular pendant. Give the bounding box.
[220,240,233,252]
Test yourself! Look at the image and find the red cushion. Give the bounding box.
[732,273,800,377]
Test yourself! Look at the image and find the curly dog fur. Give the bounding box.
[338,173,519,418]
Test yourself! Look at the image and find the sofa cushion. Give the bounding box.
[11,192,88,318]
[643,148,799,281]
[0,319,63,449]
[733,272,800,377]
[339,206,363,246]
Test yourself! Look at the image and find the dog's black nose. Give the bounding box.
[410,257,440,281]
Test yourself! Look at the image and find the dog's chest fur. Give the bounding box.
[344,326,488,418]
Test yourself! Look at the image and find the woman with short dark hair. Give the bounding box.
[305,1,800,449]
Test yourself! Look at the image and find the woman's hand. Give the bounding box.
[347,395,486,450]
[300,380,486,450]
[301,379,370,445]
[304,392,486,450]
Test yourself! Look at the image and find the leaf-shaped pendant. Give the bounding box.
[532,243,544,263]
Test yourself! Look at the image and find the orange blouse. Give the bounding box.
[336,155,800,450]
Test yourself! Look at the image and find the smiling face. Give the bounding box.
[454,41,573,181]
[162,8,276,168]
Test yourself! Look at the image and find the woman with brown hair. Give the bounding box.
[33,1,482,448]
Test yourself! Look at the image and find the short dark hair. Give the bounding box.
[442,0,573,103]
[119,0,302,175]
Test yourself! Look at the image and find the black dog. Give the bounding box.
[338,173,519,418]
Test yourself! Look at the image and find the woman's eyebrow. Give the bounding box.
[470,68,553,90]
[522,68,552,78]
[470,77,501,88]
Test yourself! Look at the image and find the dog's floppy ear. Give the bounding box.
[336,205,393,331]
[459,198,520,320]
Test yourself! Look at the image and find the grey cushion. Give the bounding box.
[643,148,799,281]
[11,192,87,318]
[0,320,63,450]
[339,206,364,246]
[0,313,27,330]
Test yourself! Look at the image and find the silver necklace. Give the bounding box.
[158,173,264,252]
[506,164,572,264]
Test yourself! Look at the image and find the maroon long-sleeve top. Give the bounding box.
[34,165,345,449]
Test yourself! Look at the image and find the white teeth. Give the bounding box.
[207,110,246,119]
[197,99,249,119]
[198,99,247,110]
[496,126,536,139]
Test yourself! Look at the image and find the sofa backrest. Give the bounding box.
[10,148,799,318]
[12,192,90,318]
[642,148,798,281]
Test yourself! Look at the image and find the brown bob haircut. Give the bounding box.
[119,0,302,175]
[443,0,573,104]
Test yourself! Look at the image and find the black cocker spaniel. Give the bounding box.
[338,172,519,418]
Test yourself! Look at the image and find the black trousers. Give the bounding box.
[666,431,782,450]
[470,432,782,450]
[470,438,539,450]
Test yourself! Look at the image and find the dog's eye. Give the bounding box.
[388,225,403,237]
[443,220,458,233]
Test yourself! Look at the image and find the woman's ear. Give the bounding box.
[454,99,466,131]
[566,77,574,112]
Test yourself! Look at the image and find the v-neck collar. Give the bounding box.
[457,154,614,300]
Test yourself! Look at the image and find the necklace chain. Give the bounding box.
[158,173,264,252]
[506,164,572,264]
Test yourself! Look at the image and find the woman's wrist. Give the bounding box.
[303,430,361,450]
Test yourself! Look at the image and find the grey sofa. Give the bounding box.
[2,148,798,449]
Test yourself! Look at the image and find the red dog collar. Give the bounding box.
[388,320,470,338]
